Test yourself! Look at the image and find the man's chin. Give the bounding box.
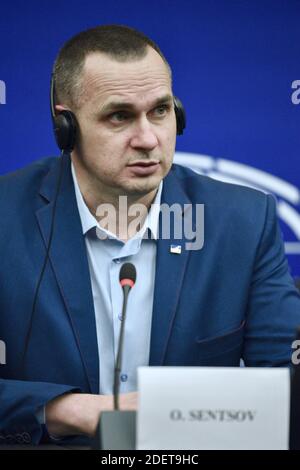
[120,184,159,198]
[119,174,163,196]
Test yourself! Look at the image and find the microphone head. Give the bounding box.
[119,263,136,288]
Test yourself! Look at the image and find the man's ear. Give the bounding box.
[55,104,70,112]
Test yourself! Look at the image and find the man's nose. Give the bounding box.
[130,116,158,150]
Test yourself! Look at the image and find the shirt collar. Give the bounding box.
[71,162,98,235]
[71,161,163,241]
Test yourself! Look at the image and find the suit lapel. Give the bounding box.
[149,166,194,365]
[36,155,99,393]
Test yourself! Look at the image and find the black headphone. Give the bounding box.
[50,74,186,152]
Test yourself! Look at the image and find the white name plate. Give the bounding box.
[137,367,290,450]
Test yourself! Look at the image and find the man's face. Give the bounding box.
[71,47,177,200]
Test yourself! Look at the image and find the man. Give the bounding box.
[0,25,299,446]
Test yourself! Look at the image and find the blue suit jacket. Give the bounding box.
[0,155,300,444]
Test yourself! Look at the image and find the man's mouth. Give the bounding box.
[128,161,159,167]
[127,161,160,176]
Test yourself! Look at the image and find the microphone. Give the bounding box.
[93,261,137,449]
[113,262,137,410]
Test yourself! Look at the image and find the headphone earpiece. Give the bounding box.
[50,74,77,153]
[174,96,186,135]
[52,110,77,153]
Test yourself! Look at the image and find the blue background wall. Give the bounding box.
[0,0,299,275]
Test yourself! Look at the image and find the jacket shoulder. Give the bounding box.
[0,156,58,184]
[0,156,59,197]
[170,164,277,238]
[171,163,272,207]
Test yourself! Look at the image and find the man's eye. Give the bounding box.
[153,105,169,117]
[109,111,129,122]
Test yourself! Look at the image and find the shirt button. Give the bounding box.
[114,258,121,264]
[120,374,128,382]
[118,313,124,321]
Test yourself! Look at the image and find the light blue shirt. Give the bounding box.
[71,163,162,395]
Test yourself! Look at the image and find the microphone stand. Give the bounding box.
[114,283,130,410]
[92,272,136,450]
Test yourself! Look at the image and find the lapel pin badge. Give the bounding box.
[170,244,182,254]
